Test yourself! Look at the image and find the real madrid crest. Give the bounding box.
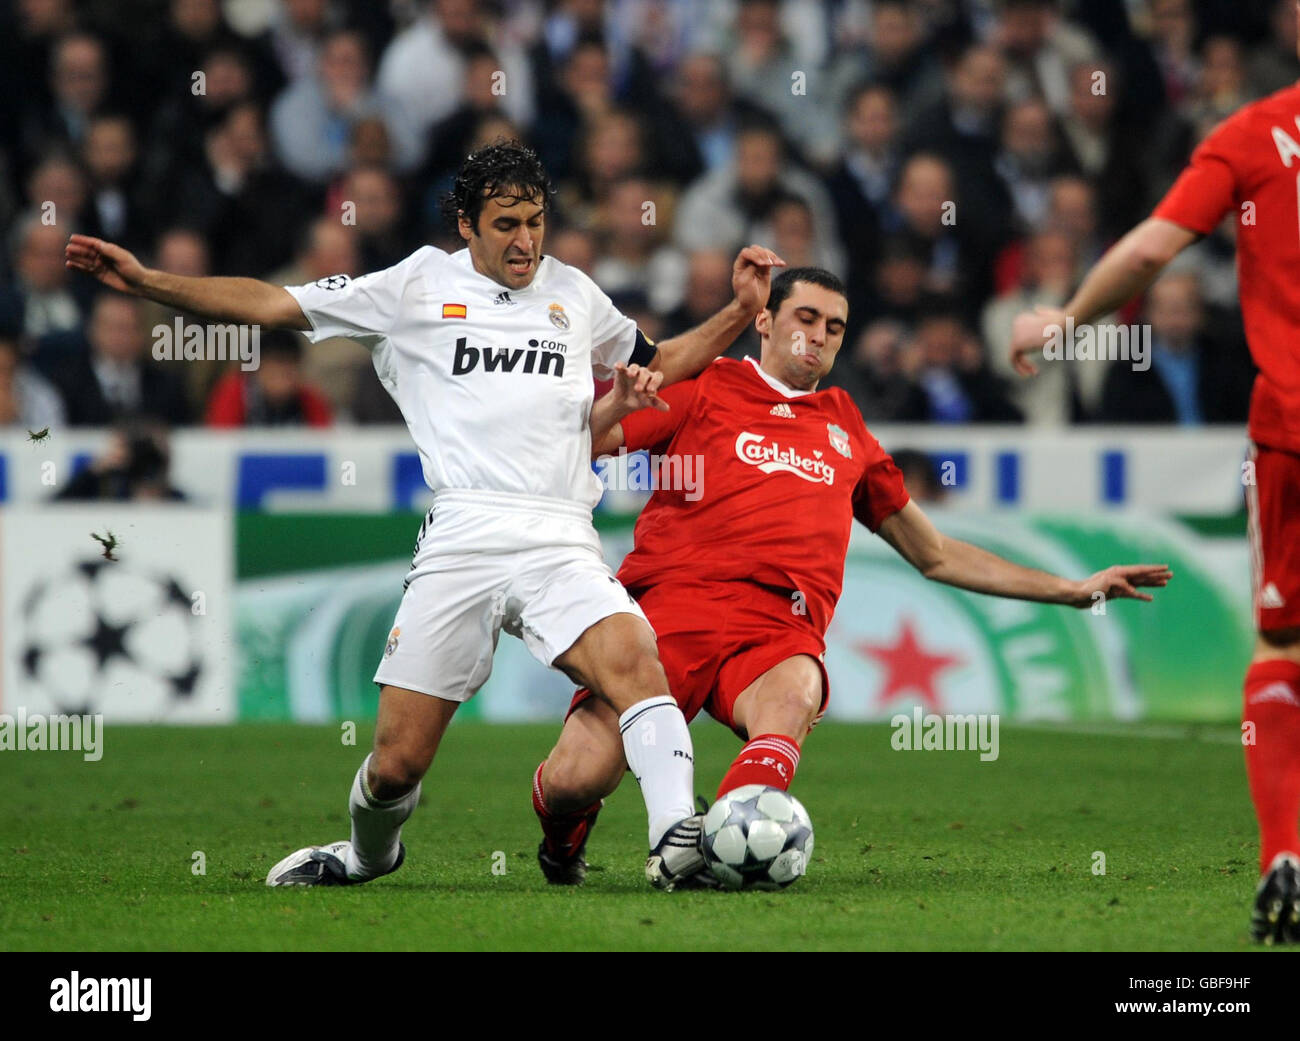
[385,627,400,657]
[827,423,852,459]
[548,303,570,330]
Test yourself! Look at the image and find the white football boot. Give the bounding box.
[645,815,714,891]
[265,840,406,887]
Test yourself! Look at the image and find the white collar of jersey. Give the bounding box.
[744,356,813,398]
[450,247,546,294]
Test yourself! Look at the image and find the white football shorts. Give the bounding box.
[372,489,648,701]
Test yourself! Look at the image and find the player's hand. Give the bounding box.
[610,361,668,415]
[65,234,148,295]
[732,244,786,315]
[1009,305,1067,377]
[1068,564,1173,608]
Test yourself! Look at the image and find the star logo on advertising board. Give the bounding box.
[856,617,964,711]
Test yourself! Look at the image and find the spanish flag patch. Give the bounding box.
[442,303,468,319]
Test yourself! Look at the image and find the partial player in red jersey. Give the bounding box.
[1009,2,1300,945]
[533,267,1172,890]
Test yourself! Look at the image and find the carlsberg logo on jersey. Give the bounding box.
[451,336,568,378]
[735,432,835,485]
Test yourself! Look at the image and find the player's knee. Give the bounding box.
[368,744,428,799]
[542,754,611,814]
[765,679,822,734]
[597,646,669,706]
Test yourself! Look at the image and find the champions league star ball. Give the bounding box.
[702,785,814,890]
[19,560,204,717]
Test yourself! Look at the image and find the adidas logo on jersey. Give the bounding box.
[452,336,567,378]
[1261,582,1287,609]
[493,291,514,305]
[769,403,796,418]
[1250,681,1300,707]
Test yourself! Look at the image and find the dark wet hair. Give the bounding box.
[767,267,847,315]
[442,138,555,234]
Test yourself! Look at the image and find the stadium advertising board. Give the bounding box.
[236,513,1250,725]
[1,506,234,723]
[0,428,1253,513]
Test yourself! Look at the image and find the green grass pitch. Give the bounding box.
[0,720,1267,951]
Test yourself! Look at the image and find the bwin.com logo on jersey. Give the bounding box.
[451,336,566,378]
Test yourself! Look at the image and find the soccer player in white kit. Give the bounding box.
[65,140,784,890]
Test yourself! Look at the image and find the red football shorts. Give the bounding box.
[1246,441,1300,631]
[569,580,829,737]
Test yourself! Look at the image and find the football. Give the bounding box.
[702,785,814,890]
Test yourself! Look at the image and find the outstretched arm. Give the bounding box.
[647,244,784,385]
[877,500,1172,607]
[1008,218,1198,376]
[66,234,310,330]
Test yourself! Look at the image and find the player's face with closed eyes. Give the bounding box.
[461,191,546,290]
[757,282,848,390]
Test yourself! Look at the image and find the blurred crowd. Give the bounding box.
[0,0,1276,440]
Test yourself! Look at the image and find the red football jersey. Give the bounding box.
[614,357,910,634]
[1153,83,1300,452]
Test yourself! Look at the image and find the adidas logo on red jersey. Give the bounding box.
[1250,681,1300,706]
[769,403,796,418]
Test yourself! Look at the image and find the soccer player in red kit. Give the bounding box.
[532,267,1172,890]
[1009,3,1300,943]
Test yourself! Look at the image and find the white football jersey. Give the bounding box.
[285,246,653,508]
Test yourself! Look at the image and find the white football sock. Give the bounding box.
[344,753,419,879]
[619,695,696,847]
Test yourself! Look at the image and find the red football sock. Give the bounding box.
[716,734,801,800]
[532,761,600,858]
[1242,661,1300,874]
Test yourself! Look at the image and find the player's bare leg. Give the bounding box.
[539,698,626,814]
[266,686,456,886]
[554,613,706,889]
[718,655,824,800]
[366,684,460,792]
[1245,628,1300,943]
[532,698,626,884]
[350,686,458,868]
